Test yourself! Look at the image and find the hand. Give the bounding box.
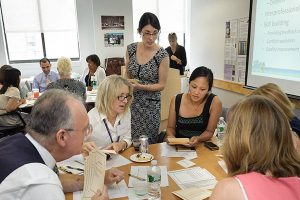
[165,136,175,143]
[170,55,178,61]
[104,142,126,153]
[104,168,124,186]
[82,141,97,157]
[87,86,93,91]
[19,98,26,104]
[91,186,109,200]
[187,136,200,147]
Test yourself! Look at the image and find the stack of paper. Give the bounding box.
[172,187,212,200]
[168,138,189,145]
[168,167,217,190]
[82,149,107,199]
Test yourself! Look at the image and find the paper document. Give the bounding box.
[177,159,196,168]
[161,142,197,158]
[106,154,132,169]
[168,167,217,189]
[73,180,128,200]
[82,149,106,199]
[218,160,228,173]
[128,166,169,187]
[57,154,84,175]
[172,187,212,200]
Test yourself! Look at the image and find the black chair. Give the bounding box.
[0,111,26,139]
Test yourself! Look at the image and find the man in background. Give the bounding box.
[33,58,59,92]
[0,89,123,200]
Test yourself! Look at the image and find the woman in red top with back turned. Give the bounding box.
[210,95,300,200]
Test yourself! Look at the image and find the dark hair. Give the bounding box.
[0,68,21,94]
[138,12,161,32]
[189,66,214,91]
[0,65,12,85]
[86,54,101,67]
[39,58,51,65]
[27,89,83,137]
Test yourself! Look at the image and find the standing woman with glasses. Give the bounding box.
[82,75,133,155]
[165,32,187,75]
[124,12,169,144]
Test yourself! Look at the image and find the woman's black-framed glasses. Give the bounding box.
[117,95,132,102]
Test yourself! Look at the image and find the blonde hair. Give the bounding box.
[95,75,133,116]
[250,83,294,119]
[57,57,72,76]
[223,95,300,178]
[168,32,177,41]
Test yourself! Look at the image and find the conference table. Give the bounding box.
[65,142,227,200]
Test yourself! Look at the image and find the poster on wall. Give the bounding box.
[224,17,248,83]
[101,16,124,30]
[104,33,124,47]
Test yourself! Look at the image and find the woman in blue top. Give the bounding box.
[166,66,222,147]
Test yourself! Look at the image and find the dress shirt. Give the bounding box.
[0,134,64,200]
[79,66,106,87]
[87,107,132,149]
[33,71,60,92]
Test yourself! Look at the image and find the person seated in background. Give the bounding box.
[47,56,86,99]
[250,83,300,154]
[0,65,12,90]
[80,54,106,91]
[165,32,187,75]
[82,75,132,155]
[0,89,124,200]
[33,58,59,92]
[165,66,222,147]
[0,67,26,128]
[210,95,300,200]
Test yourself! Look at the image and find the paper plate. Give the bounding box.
[130,153,154,163]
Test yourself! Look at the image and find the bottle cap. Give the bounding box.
[151,160,157,165]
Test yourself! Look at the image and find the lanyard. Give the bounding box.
[103,119,120,144]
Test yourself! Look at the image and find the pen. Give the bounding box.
[58,166,73,174]
[66,165,84,172]
[128,173,146,181]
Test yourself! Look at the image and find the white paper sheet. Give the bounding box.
[128,166,169,187]
[73,180,128,200]
[168,167,217,189]
[161,142,198,159]
[218,160,228,173]
[177,159,196,168]
[106,154,132,170]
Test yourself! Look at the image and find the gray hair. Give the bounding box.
[27,89,83,137]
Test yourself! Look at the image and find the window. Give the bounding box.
[0,0,79,63]
[132,0,187,48]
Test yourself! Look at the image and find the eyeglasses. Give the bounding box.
[141,31,159,38]
[117,95,132,102]
[65,124,93,137]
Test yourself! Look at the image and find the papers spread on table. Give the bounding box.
[168,167,217,190]
[73,180,128,200]
[82,149,106,200]
[161,142,197,159]
[128,166,169,187]
[172,187,212,200]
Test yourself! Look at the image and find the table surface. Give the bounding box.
[65,142,227,200]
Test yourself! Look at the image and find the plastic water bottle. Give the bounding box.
[91,75,97,90]
[147,160,161,200]
[217,117,227,145]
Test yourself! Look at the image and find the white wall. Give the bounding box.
[0,0,133,78]
[190,0,250,108]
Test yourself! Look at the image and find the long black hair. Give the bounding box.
[0,68,21,94]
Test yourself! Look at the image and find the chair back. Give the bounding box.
[105,57,125,76]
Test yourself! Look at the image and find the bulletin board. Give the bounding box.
[224,17,248,83]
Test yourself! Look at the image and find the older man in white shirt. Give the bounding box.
[0,89,124,200]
